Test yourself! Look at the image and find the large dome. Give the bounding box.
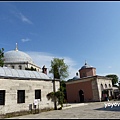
[4,44,34,63]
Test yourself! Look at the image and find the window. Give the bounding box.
[12,66,14,69]
[0,90,5,105]
[109,84,111,88]
[82,73,86,77]
[35,89,41,100]
[101,84,103,91]
[105,84,107,88]
[17,90,25,103]
[19,65,22,70]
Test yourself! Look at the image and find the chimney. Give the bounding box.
[42,65,47,75]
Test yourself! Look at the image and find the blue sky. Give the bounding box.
[0,1,120,81]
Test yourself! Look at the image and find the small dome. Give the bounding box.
[81,61,91,69]
[73,76,80,80]
[72,72,79,80]
[4,43,34,63]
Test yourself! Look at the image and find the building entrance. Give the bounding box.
[79,90,84,103]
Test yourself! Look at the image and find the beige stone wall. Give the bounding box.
[91,78,100,101]
[96,78,112,101]
[0,78,60,115]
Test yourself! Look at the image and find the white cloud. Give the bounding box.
[11,10,33,24]
[18,12,33,24]
[26,51,79,80]
[21,38,31,42]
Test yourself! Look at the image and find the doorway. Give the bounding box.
[79,90,84,103]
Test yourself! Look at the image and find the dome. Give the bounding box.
[81,61,91,69]
[4,43,34,63]
[73,76,80,80]
[72,72,80,80]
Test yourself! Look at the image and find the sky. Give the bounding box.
[0,1,120,81]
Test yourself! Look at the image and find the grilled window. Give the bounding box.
[35,89,41,100]
[0,90,5,105]
[17,90,25,103]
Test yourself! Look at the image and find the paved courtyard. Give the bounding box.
[7,100,120,119]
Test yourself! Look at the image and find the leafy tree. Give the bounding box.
[46,86,65,109]
[0,48,4,67]
[105,74,119,86]
[49,58,69,80]
[48,58,69,110]
[60,80,67,103]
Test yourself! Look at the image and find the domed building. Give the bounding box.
[3,43,41,72]
[66,61,118,103]
[79,61,96,78]
[0,43,60,115]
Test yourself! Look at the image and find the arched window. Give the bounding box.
[109,84,111,88]
[101,84,103,91]
[105,84,107,88]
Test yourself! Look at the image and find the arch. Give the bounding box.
[101,84,103,91]
[79,90,84,103]
[109,84,111,88]
[105,84,107,88]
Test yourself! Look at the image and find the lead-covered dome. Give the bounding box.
[81,61,91,69]
[4,43,34,63]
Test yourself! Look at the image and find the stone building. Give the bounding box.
[0,44,60,115]
[3,43,41,72]
[66,61,118,103]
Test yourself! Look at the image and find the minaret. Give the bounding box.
[15,43,18,51]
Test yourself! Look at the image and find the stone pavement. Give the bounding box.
[7,100,120,119]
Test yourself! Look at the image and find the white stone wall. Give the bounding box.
[4,63,41,72]
[0,78,60,115]
[96,78,112,101]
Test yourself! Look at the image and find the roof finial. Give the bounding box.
[85,60,87,65]
[15,43,18,51]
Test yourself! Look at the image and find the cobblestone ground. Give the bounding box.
[7,100,120,119]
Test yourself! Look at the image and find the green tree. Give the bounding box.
[49,58,69,80]
[46,86,65,109]
[48,58,69,110]
[0,48,4,67]
[105,74,119,86]
[60,80,67,103]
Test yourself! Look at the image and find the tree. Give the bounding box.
[48,58,69,110]
[0,48,4,67]
[49,58,69,80]
[105,74,119,86]
[46,86,65,109]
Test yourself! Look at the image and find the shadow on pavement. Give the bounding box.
[94,106,120,112]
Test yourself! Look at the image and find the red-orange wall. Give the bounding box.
[66,80,93,103]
